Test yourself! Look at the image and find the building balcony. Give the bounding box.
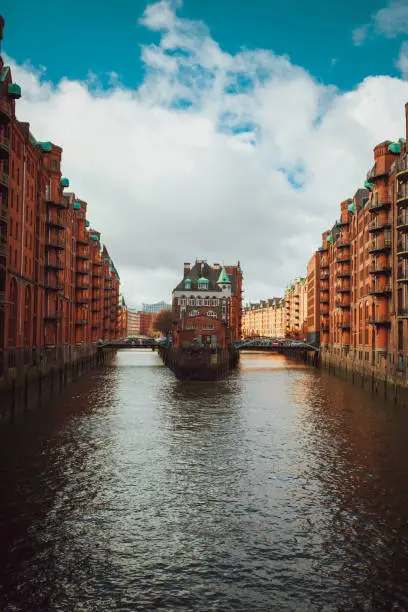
[45,259,64,271]
[368,283,392,296]
[337,320,350,330]
[92,270,104,278]
[46,197,66,210]
[396,157,408,182]
[0,99,11,122]
[336,267,351,278]
[75,319,88,326]
[336,236,350,248]
[368,263,391,275]
[335,298,350,309]
[320,258,329,269]
[397,269,408,283]
[46,215,65,230]
[398,308,408,318]
[368,237,392,254]
[76,282,90,290]
[337,254,351,263]
[321,305,329,315]
[76,236,89,246]
[45,237,65,250]
[367,164,387,182]
[397,215,408,232]
[45,281,64,292]
[368,314,391,326]
[76,251,90,260]
[397,240,408,258]
[397,183,408,205]
[367,196,392,212]
[336,285,351,293]
[76,297,88,304]
[0,170,9,190]
[320,270,329,280]
[368,218,391,233]
[44,312,62,321]
[76,267,89,275]
[320,297,329,305]
[0,135,10,159]
[320,321,329,332]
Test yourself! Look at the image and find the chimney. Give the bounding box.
[184,262,190,277]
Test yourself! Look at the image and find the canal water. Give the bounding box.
[1,351,408,611]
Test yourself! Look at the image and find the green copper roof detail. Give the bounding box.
[73,202,81,210]
[400,138,406,144]
[347,202,355,213]
[388,142,401,154]
[38,141,52,153]
[217,267,230,284]
[326,235,332,243]
[85,220,90,227]
[198,277,208,283]
[8,83,21,99]
[104,257,110,262]
[364,180,374,190]
[61,177,69,188]
[90,234,99,241]
[0,66,10,82]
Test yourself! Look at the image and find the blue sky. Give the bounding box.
[3,0,408,305]
[2,0,405,92]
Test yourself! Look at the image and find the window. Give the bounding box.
[189,309,199,317]
[206,311,217,318]
[212,298,218,306]
[189,297,195,306]
[204,297,210,306]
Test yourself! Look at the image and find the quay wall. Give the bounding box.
[281,346,408,407]
[0,344,116,423]
[159,346,239,380]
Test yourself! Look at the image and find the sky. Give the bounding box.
[2,0,408,307]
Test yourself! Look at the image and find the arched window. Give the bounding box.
[24,285,31,345]
[8,278,18,347]
[189,296,195,306]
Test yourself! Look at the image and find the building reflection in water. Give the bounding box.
[291,370,408,609]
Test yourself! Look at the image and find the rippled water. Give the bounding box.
[1,350,408,610]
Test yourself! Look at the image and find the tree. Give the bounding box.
[153,309,174,337]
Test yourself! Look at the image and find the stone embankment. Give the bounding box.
[283,345,408,407]
[0,344,116,423]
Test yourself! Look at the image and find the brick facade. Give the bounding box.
[0,18,122,374]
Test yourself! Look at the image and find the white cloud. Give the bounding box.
[353,0,408,45]
[7,0,408,305]
[397,41,408,78]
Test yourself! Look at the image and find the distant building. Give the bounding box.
[127,309,156,337]
[142,301,171,314]
[172,260,243,348]
[242,298,285,338]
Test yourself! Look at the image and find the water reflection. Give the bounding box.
[0,351,408,610]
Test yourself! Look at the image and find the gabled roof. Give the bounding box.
[174,261,239,294]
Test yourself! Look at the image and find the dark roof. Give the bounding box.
[174,261,238,294]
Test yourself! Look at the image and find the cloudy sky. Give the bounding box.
[3,0,408,307]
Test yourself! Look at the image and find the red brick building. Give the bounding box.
[0,17,121,374]
[172,260,243,348]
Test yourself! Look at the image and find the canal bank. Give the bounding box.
[278,344,408,407]
[0,344,116,423]
[1,349,408,611]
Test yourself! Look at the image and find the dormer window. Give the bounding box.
[198,277,209,290]
[184,278,192,289]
